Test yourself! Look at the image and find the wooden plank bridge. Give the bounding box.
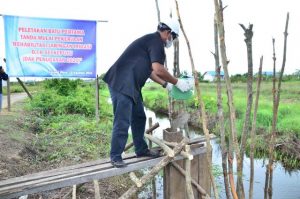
[0,140,207,199]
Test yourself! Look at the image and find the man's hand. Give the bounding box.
[175,79,192,92]
[165,83,173,91]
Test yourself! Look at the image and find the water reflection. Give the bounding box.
[143,108,300,199]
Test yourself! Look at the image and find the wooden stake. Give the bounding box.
[16,78,32,100]
[144,134,174,157]
[129,172,142,188]
[180,150,193,160]
[124,123,159,151]
[249,56,263,199]
[119,138,188,199]
[72,185,76,199]
[93,180,101,199]
[185,145,194,199]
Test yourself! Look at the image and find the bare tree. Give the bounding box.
[212,19,230,199]
[265,13,289,199]
[213,0,240,198]
[238,23,254,198]
[154,0,160,23]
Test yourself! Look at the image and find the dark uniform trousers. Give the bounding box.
[109,86,148,162]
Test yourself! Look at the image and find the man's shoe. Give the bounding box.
[137,149,161,158]
[111,160,127,168]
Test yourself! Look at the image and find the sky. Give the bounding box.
[0,0,299,76]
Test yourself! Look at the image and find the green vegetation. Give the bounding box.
[22,79,113,163]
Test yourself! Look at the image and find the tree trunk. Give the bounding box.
[213,19,230,199]
[174,0,217,198]
[213,0,240,198]
[265,13,289,199]
[238,23,254,198]
[249,56,263,199]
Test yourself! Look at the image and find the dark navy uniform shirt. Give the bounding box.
[103,32,165,102]
[0,71,8,94]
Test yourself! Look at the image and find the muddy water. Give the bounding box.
[141,109,300,199]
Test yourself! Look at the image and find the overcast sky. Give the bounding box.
[0,0,298,76]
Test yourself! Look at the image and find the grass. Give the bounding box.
[17,80,114,163]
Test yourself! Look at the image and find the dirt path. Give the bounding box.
[2,92,29,110]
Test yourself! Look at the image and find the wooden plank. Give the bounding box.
[0,154,137,187]
[0,155,144,191]
[0,148,206,199]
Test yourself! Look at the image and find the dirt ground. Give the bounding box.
[0,94,131,199]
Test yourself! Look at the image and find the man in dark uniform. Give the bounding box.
[0,64,9,112]
[103,18,191,168]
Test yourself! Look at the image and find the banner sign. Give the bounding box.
[4,15,97,78]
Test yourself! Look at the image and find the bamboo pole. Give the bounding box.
[119,138,188,199]
[249,56,263,199]
[174,0,217,198]
[212,18,230,199]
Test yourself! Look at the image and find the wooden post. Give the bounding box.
[72,185,76,199]
[163,129,185,199]
[163,128,210,199]
[148,117,153,148]
[16,78,32,100]
[95,75,99,121]
[148,117,156,199]
[185,145,195,199]
[93,180,101,199]
[6,78,11,111]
